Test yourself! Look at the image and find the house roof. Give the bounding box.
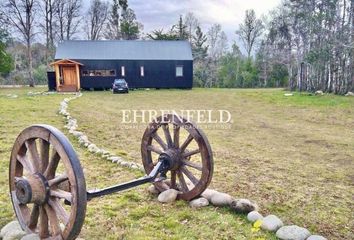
[55,40,193,61]
[50,59,83,66]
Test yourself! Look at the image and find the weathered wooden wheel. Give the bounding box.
[9,125,87,240]
[141,114,213,201]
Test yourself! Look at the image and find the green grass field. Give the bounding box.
[0,87,353,239]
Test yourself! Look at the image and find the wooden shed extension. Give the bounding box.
[50,59,83,92]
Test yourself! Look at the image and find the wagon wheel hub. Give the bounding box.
[15,174,49,205]
[159,148,182,171]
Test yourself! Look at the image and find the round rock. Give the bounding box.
[3,229,26,240]
[147,185,160,195]
[276,225,311,240]
[247,211,263,222]
[158,189,179,203]
[0,221,23,239]
[230,198,258,214]
[209,192,233,206]
[189,197,209,208]
[21,233,40,240]
[261,215,284,232]
[201,189,218,201]
[307,235,327,240]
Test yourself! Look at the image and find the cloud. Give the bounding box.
[130,0,281,42]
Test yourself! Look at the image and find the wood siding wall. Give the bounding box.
[75,59,193,89]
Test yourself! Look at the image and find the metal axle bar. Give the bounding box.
[86,158,170,201]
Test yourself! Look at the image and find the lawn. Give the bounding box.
[1,87,353,239]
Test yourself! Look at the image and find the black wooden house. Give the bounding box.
[49,40,193,92]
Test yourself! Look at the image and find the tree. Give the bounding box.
[236,9,264,59]
[120,8,142,40]
[0,28,14,74]
[86,0,109,40]
[104,0,127,39]
[40,0,56,64]
[1,0,38,86]
[172,15,188,40]
[184,12,199,43]
[147,29,178,40]
[56,0,82,41]
[192,26,208,61]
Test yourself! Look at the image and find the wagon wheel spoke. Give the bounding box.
[181,160,203,171]
[180,166,199,185]
[182,149,200,158]
[44,204,61,236]
[48,199,69,225]
[17,154,35,173]
[170,171,177,189]
[173,125,180,148]
[44,150,60,179]
[39,206,49,238]
[28,204,40,230]
[50,189,72,203]
[39,139,50,173]
[48,173,68,187]
[25,140,40,173]
[180,134,193,152]
[152,132,168,150]
[162,124,173,148]
[147,145,163,154]
[177,171,188,192]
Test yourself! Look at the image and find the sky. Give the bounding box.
[127,0,282,44]
[81,0,282,44]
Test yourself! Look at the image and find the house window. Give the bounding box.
[176,66,183,77]
[121,66,125,77]
[82,70,116,77]
[140,66,144,77]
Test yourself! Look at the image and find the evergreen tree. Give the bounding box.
[192,26,208,61]
[172,16,188,40]
[0,29,14,74]
[120,8,143,40]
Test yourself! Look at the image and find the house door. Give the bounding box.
[62,66,77,90]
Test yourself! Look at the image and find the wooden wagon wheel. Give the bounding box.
[141,114,213,201]
[9,125,86,240]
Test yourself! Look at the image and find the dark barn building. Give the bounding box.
[49,40,193,92]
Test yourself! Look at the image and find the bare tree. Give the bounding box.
[1,0,38,86]
[40,0,56,64]
[56,0,82,41]
[86,0,109,40]
[184,12,199,43]
[236,9,264,58]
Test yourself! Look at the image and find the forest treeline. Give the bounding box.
[0,0,353,94]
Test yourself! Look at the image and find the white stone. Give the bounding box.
[261,215,284,232]
[21,234,40,240]
[306,235,327,240]
[210,192,233,206]
[0,221,22,239]
[88,144,99,153]
[315,90,324,95]
[3,229,26,240]
[147,185,160,194]
[247,211,263,223]
[201,189,218,201]
[72,131,83,137]
[189,197,209,208]
[284,93,293,96]
[276,225,311,240]
[345,91,354,96]
[157,189,179,203]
